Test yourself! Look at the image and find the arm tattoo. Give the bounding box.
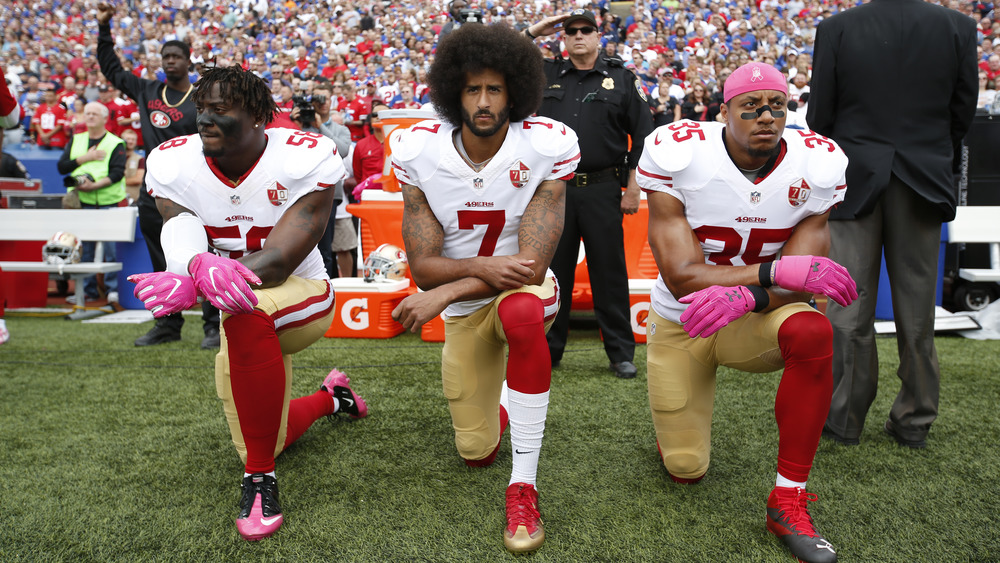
[519,180,565,266]
[401,183,444,261]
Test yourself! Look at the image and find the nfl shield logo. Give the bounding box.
[474,177,483,190]
[750,191,761,205]
[230,194,241,205]
[788,180,811,207]
[268,182,289,206]
[509,161,530,188]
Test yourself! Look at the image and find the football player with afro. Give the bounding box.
[128,64,368,541]
[636,62,857,563]
[390,23,580,553]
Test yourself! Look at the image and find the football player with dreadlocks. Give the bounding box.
[128,64,368,541]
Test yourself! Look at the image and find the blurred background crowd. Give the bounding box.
[2,0,998,154]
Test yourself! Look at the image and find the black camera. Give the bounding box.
[292,95,316,125]
[457,8,484,23]
[63,173,94,188]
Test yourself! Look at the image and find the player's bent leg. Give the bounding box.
[775,311,834,483]
[442,308,506,464]
[646,308,716,482]
[224,309,286,475]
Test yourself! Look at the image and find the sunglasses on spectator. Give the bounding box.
[566,26,596,36]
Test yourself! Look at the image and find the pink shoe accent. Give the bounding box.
[236,493,283,541]
[322,369,368,418]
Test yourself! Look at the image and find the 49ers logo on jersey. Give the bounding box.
[509,161,530,188]
[788,179,811,208]
[150,110,172,128]
[268,182,289,206]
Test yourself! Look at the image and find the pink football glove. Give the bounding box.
[772,255,858,307]
[128,272,198,318]
[188,252,262,315]
[678,285,756,338]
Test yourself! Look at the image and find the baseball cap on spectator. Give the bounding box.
[564,9,597,28]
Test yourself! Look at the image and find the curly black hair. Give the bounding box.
[192,64,277,126]
[428,24,544,128]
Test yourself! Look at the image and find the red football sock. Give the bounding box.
[498,293,550,394]
[283,390,337,450]
[774,312,834,482]
[225,310,286,474]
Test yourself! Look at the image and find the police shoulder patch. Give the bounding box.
[635,79,648,102]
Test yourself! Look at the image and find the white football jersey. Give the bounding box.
[145,128,346,281]
[636,120,848,324]
[391,116,581,317]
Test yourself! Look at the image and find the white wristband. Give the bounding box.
[161,212,208,275]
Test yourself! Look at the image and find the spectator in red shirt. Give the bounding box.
[391,84,422,109]
[352,101,389,184]
[340,82,371,142]
[31,89,69,149]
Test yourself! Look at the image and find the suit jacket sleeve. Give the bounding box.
[806,20,837,136]
[950,17,979,168]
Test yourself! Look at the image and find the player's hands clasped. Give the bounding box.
[678,285,756,338]
[476,256,536,291]
[188,252,261,315]
[128,271,198,318]
[772,255,858,307]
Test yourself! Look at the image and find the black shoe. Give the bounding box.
[201,325,221,349]
[766,487,838,563]
[821,426,859,446]
[609,360,638,379]
[134,323,181,346]
[236,473,283,540]
[884,420,927,449]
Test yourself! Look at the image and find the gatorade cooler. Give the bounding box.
[628,278,655,344]
[325,277,410,339]
[376,108,436,193]
[421,313,445,342]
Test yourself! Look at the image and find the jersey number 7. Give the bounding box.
[457,210,505,256]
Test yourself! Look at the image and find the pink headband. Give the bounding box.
[723,62,788,103]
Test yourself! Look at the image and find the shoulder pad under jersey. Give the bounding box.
[392,120,447,184]
[648,120,722,189]
[392,119,442,162]
[524,117,579,158]
[784,129,848,190]
[147,133,201,186]
[276,129,337,180]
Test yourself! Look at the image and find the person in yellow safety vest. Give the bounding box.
[56,101,127,304]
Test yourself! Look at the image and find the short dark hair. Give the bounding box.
[161,40,191,60]
[427,24,544,128]
[193,64,277,126]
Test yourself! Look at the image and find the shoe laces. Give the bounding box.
[506,484,540,534]
[774,487,819,537]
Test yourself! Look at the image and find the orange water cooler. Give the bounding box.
[326,278,411,339]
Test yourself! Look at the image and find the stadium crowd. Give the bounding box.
[3,0,998,156]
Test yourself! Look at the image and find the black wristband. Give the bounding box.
[525,27,536,39]
[746,285,770,313]
[759,261,774,287]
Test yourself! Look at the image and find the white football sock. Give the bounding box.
[776,473,807,489]
[508,388,548,487]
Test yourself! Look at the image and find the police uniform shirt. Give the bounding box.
[537,56,654,173]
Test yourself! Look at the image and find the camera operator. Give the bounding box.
[289,84,352,279]
[439,0,485,40]
[56,102,127,303]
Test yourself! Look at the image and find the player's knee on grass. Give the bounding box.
[452,404,498,460]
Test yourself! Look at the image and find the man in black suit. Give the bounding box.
[807,1,978,448]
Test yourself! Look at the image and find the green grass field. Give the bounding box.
[1,315,998,562]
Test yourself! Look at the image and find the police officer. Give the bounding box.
[524,9,654,379]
